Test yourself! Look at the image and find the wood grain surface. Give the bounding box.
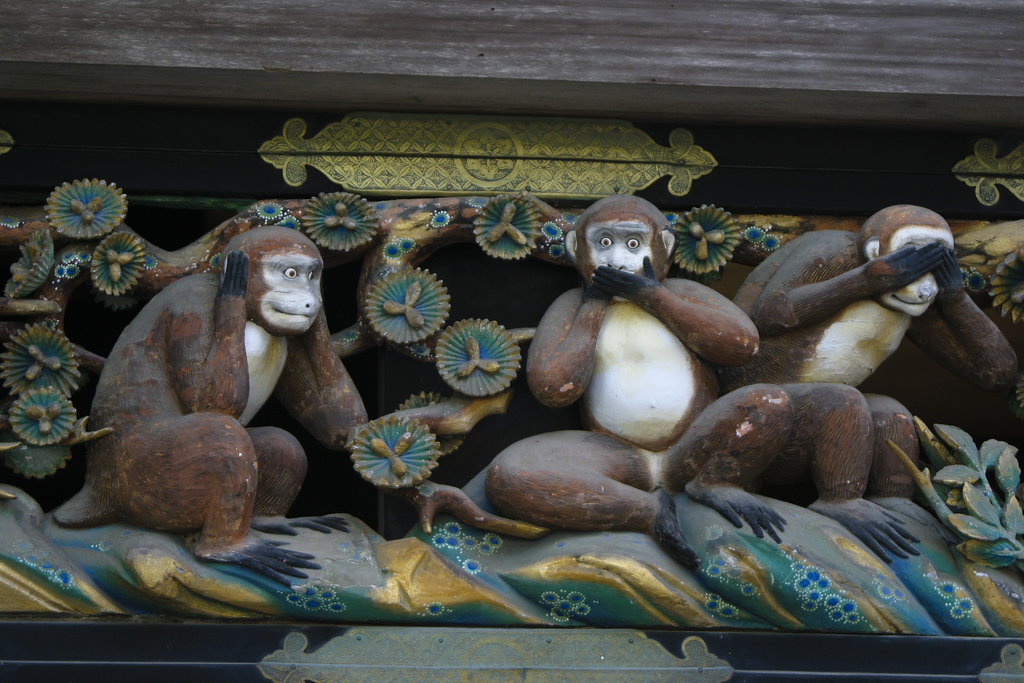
[1,1,1022,128]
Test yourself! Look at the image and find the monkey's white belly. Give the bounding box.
[800,300,909,386]
[240,321,288,425]
[584,302,698,448]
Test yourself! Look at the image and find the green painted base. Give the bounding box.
[1,480,1023,635]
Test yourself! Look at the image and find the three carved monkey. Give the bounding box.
[51,200,1019,581]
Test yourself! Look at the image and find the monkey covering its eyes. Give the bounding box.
[715,205,1018,560]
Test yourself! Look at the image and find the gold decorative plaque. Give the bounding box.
[979,644,1024,682]
[258,628,733,682]
[953,139,1024,206]
[258,113,716,199]
[0,129,13,157]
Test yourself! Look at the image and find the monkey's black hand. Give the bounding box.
[582,276,613,302]
[218,250,249,299]
[871,242,946,291]
[591,257,660,301]
[933,247,963,303]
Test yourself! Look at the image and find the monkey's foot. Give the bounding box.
[684,482,786,543]
[251,515,350,536]
[869,496,958,544]
[195,536,321,586]
[651,489,700,569]
[393,480,549,539]
[809,498,921,562]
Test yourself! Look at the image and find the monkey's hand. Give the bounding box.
[933,247,964,304]
[866,242,946,293]
[391,480,549,539]
[591,257,660,301]
[196,536,321,586]
[582,276,613,301]
[218,250,249,299]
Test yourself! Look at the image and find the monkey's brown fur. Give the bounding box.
[485,196,794,567]
[716,205,1018,559]
[53,228,367,578]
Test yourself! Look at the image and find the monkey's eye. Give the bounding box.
[599,237,613,248]
[626,238,640,249]
[284,267,298,279]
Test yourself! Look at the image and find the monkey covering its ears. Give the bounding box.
[54,227,367,584]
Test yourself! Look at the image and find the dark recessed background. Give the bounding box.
[0,102,1020,537]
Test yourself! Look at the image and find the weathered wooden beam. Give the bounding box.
[1,1,1022,129]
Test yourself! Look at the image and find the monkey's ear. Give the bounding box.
[863,237,881,260]
[660,228,677,256]
[565,230,578,265]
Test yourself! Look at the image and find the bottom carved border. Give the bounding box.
[0,621,1021,682]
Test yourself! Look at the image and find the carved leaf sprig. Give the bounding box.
[90,232,147,296]
[435,319,521,396]
[472,195,540,260]
[45,179,127,239]
[0,323,81,397]
[364,268,451,344]
[5,230,54,298]
[346,415,441,488]
[673,205,741,277]
[890,419,1024,570]
[990,247,1024,324]
[301,191,379,252]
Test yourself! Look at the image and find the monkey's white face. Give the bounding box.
[864,225,953,317]
[584,220,655,275]
[258,254,323,335]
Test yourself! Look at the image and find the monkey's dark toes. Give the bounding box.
[810,499,921,563]
[259,542,319,568]
[733,503,786,543]
[685,483,785,544]
[850,522,920,562]
[652,490,700,569]
[289,516,350,534]
[250,519,300,536]
[199,537,322,586]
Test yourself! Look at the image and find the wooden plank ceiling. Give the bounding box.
[0,1,1022,129]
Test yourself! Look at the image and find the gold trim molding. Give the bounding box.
[258,113,716,199]
[979,644,1024,682]
[258,629,733,682]
[953,139,1024,206]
